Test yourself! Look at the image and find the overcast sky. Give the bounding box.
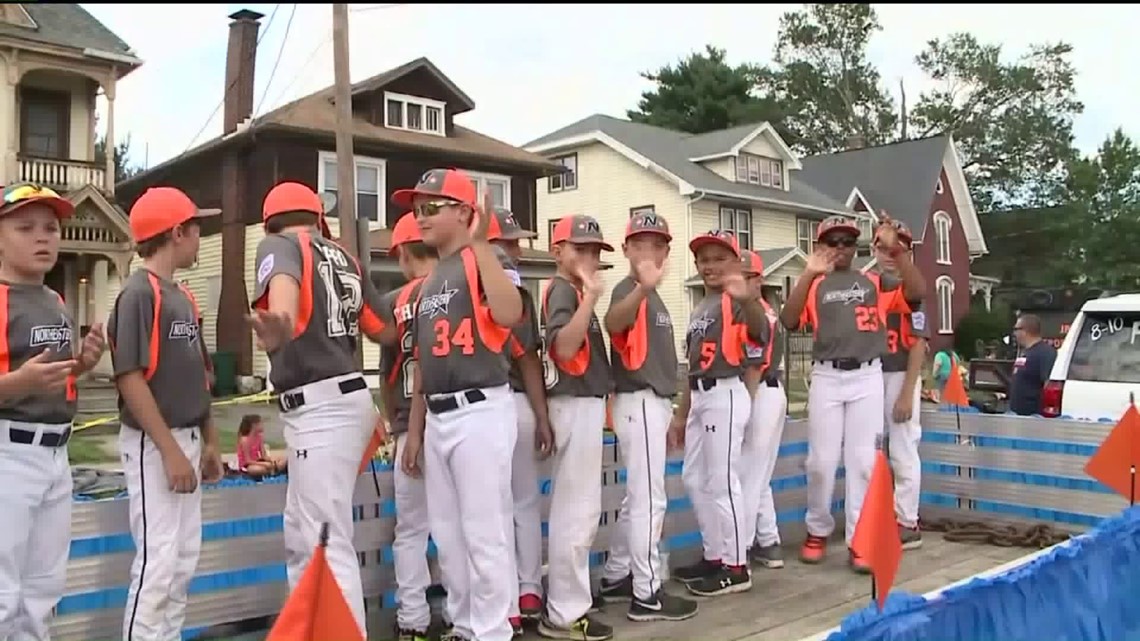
[84,3,1139,170]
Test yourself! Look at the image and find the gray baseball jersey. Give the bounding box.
[608,275,677,397]
[0,283,77,424]
[745,297,783,379]
[543,276,613,397]
[882,297,930,372]
[507,290,541,393]
[798,270,907,363]
[252,230,387,392]
[686,292,768,379]
[378,277,425,434]
[412,247,513,395]
[109,269,211,429]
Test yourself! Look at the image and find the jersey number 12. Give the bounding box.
[317,261,363,338]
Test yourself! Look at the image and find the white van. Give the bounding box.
[1043,293,1140,420]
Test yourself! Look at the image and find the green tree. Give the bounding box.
[627,45,786,135]
[909,34,1083,212]
[1059,129,1140,288]
[754,3,898,154]
[94,132,141,185]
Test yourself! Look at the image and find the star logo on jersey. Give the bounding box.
[418,281,459,319]
[822,283,870,305]
[29,314,72,352]
[687,313,715,338]
[169,319,200,343]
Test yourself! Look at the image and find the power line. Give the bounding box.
[349,3,404,13]
[254,3,297,118]
[180,3,281,155]
[260,27,333,116]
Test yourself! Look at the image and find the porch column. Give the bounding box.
[62,259,78,318]
[984,286,993,312]
[103,78,116,194]
[2,54,17,186]
[91,258,113,377]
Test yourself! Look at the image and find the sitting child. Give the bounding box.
[236,414,286,479]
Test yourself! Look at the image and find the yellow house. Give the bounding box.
[523,115,869,358]
[0,4,141,375]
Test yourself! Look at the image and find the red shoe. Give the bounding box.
[848,548,871,574]
[519,593,543,619]
[509,616,523,637]
[799,535,827,564]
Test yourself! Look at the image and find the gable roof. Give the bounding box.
[685,122,803,169]
[524,115,847,216]
[799,136,986,255]
[0,4,138,60]
[349,57,475,115]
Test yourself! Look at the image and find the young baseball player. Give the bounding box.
[670,230,770,597]
[396,168,523,641]
[778,215,924,572]
[0,183,105,641]
[248,181,390,636]
[109,186,224,641]
[599,211,699,622]
[540,214,615,641]
[872,221,929,550]
[737,250,789,570]
[378,212,438,641]
[486,206,555,634]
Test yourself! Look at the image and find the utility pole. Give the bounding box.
[332,2,357,259]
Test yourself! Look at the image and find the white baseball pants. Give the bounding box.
[0,422,72,641]
[545,395,605,628]
[393,433,433,632]
[508,392,544,614]
[883,371,922,528]
[741,380,788,548]
[602,390,672,600]
[119,424,202,641]
[425,384,516,641]
[280,376,376,638]
[805,360,884,544]
[681,378,750,567]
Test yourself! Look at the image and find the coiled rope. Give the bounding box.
[922,517,1072,548]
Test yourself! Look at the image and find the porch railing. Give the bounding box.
[17,155,107,192]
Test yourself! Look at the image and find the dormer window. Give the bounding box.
[735,153,783,188]
[384,91,444,136]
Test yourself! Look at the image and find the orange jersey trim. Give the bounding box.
[543,279,590,376]
[462,247,510,353]
[0,285,10,374]
[345,250,386,337]
[143,273,164,381]
[610,298,649,371]
[386,277,423,385]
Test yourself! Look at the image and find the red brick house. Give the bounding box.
[799,136,990,352]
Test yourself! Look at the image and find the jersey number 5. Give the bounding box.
[699,341,717,369]
[854,305,880,332]
[317,261,363,338]
[431,318,475,356]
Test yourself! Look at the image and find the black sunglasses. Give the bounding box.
[414,199,464,217]
[823,236,857,248]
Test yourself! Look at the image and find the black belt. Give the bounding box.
[815,358,877,371]
[689,376,739,392]
[427,389,487,415]
[278,376,368,413]
[764,376,780,388]
[10,426,71,448]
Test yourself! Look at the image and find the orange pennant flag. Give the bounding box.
[1085,402,1140,501]
[267,524,364,641]
[941,356,970,407]
[851,450,903,611]
[358,423,387,475]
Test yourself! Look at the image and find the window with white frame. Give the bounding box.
[796,218,815,254]
[463,170,512,210]
[317,151,386,224]
[549,154,577,192]
[384,92,445,136]
[734,153,784,189]
[855,216,874,240]
[547,217,562,250]
[934,211,952,265]
[718,206,752,250]
[937,276,954,334]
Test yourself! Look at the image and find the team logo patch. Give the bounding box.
[257,254,275,284]
[29,315,72,351]
[169,320,200,343]
[687,313,714,338]
[419,281,459,319]
[655,312,672,328]
[822,283,869,305]
[911,311,926,332]
[745,342,765,359]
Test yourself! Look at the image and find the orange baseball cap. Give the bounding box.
[388,211,422,256]
[487,206,538,242]
[625,210,672,241]
[689,229,741,257]
[129,187,219,243]
[262,181,332,238]
[550,215,613,251]
[740,249,764,276]
[816,215,861,241]
[392,168,477,209]
[0,183,75,219]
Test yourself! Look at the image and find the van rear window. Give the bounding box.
[1067,312,1140,383]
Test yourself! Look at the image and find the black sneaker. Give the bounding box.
[599,573,633,602]
[588,593,606,613]
[900,524,923,550]
[686,565,752,597]
[628,589,699,622]
[749,542,785,569]
[537,613,614,641]
[439,625,469,641]
[396,628,428,641]
[673,557,721,585]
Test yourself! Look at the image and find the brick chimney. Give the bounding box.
[846,134,867,150]
[223,9,263,134]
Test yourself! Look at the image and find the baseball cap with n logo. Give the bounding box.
[487,206,539,241]
[551,215,614,251]
[391,168,478,209]
[689,228,741,257]
[625,210,672,241]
